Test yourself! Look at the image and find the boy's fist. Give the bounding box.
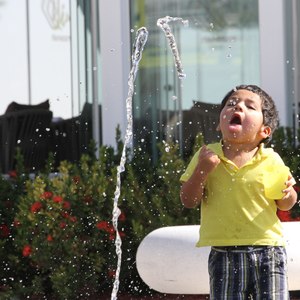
[198,145,220,174]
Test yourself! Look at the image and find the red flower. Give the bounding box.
[96,221,110,231]
[0,224,10,238]
[276,210,300,222]
[59,222,67,229]
[119,212,126,221]
[8,170,17,178]
[22,245,32,257]
[47,235,53,242]
[69,216,77,223]
[109,231,125,241]
[96,221,115,233]
[277,210,290,221]
[107,226,115,234]
[41,191,53,200]
[61,212,69,219]
[62,201,71,210]
[53,196,63,203]
[293,185,300,193]
[30,202,43,213]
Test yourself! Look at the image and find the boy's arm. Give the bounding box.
[180,145,220,208]
[276,175,298,211]
[180,165,208,208]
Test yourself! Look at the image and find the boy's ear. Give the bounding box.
[261,126,271,139]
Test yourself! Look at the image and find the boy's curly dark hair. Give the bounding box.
[220,84,279,143]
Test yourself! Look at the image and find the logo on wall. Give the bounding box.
[42,0,69,30]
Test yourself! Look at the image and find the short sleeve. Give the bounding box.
[180,148,201,182]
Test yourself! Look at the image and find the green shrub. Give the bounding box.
[1,127,299,298]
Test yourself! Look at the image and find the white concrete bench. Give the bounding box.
[137,222,300,294]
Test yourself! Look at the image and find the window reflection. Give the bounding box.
[131,0,259,158]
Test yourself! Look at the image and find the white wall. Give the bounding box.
[259,0,287,126]
[0,0,73,119]
[98,0,131,147]
[29,0,72,118]
[0,0,28,113]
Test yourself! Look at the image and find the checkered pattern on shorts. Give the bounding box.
[208,246,289,300]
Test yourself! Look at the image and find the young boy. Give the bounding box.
[180,85,298,299]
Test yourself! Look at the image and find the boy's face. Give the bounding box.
[218,89,270,145]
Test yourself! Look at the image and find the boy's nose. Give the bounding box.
[234,103,243,111]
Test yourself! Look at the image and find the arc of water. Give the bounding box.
[111,27,148,300]
[157,16,188,80]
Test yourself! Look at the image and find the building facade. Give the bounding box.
[0,0,299,162]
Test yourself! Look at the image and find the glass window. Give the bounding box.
[0,0,29,113]
[284,0,300,133]
[130,0,259,158]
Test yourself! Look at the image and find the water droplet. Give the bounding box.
[111,27,148,299]
[182,20,189,27]
[157,16,187,80]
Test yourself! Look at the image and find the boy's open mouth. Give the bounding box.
[230,115,242,125]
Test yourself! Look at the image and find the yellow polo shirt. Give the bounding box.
[180,142,290,247]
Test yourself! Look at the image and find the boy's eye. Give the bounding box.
[246,103,258,110]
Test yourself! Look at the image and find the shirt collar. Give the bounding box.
[207,141,270,167]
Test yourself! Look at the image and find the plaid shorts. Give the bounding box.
[208,246,289,300]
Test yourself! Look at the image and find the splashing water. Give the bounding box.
[157,16,188,79]
[111,27,148,300]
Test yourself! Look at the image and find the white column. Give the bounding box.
[259,0,287,125]
[99,0,131,147]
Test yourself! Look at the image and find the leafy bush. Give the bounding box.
[272,127,300,219]
[0,129,199,298]
[0,127,299,298]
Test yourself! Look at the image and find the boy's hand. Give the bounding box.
[282,175,297,200]
[276,175,298,211]
[198,145,220,175]
[180,145,221,208]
